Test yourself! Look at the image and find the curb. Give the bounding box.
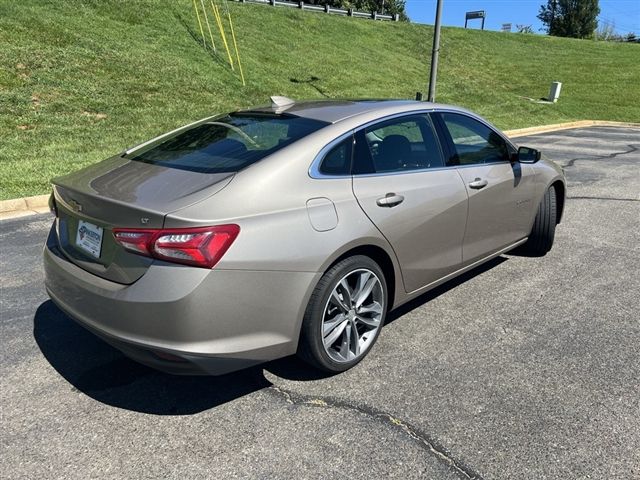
[0,194,51,221]
[505,120,640,138]
[1,121,639,221]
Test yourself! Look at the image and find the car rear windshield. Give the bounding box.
[127,113,329,173]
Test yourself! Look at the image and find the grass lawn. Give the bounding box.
[1,0,639,199]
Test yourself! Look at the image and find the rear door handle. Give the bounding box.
[468,178,488,189]
[376,193,405,207]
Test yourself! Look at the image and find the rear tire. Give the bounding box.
[521,186,557,256]
[298,256,388,373]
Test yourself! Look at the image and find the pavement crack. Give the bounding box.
[561,143,639,169]
[567,196,639,202]
[267,385,484,480]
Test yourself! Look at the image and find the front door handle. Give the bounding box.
[468,178,488,189]
[376,193,405,207]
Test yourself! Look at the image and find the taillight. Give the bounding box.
[113,225,239,269]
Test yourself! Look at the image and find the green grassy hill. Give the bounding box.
[1,0,638,199]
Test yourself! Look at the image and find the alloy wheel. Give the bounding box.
[321,268,385,363]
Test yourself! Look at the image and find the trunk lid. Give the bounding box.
[52,154,233,284]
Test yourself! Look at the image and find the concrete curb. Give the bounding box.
[2,121,639,221]
[0,194,51,221]
[505,120,640,138]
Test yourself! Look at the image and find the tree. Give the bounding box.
[538,0,600,39]
[595,21,637,42]
[596,19,616,41]
[516,24,534,34]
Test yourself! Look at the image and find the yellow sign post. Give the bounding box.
[200,0,217,51]
[227,11,246,86]
[192,0,207,48]
[211,1,235,70]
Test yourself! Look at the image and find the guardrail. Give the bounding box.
[235,0,400,21]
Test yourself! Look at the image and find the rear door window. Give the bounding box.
[354,115,444,174]
[128,113,329,173]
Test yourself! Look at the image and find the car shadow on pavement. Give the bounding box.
[385,256,508,325]
[33,301,272,415]
[34,257,508,410]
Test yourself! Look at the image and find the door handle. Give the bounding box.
[468,178,488,189]
[376,193,405,207]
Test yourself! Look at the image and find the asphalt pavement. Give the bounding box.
[1,126,639,479]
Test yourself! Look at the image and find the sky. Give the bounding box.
[405,0,640,35]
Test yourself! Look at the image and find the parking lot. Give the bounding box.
[1,126,639,479]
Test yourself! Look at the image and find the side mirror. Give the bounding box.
[518,146,541,164]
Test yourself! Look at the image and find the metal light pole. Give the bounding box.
[427,0,443,102]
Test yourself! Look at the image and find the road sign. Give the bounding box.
[465,10,486,30]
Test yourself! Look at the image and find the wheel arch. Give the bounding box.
[551,180,565,224]
[322,243,401,312]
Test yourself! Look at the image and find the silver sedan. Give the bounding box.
[44,98,566,375]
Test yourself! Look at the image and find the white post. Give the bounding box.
[548,82,562,103]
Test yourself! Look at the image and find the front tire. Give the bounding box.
[521,186,557,256]
[298,256,388,373]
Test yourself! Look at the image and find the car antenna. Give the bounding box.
[270,96,295,113]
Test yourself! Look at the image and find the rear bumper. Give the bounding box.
[43,225,320,375]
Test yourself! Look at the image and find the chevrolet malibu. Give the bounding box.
[44,98,566,375]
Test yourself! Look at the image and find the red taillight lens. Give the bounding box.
[113,230,156,256]
[113,225,239,269]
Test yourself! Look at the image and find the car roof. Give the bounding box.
[238,99,467,124]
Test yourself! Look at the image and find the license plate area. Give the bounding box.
[75,220,103,258]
